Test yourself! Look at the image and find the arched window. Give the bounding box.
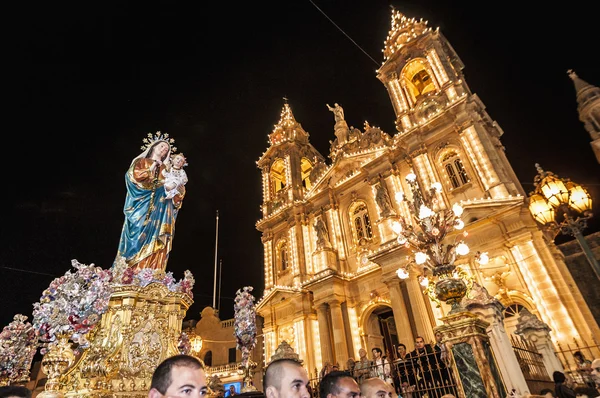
[276,239,289,272]
[402,59,437,102]
[204,350,212,366]
[301,158,313,190]
[504,303,526,319]
[442,151,469,189]
[350,201,373,246]
[270,159,287,194]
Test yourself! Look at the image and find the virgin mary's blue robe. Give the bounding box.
[115,158,182,270]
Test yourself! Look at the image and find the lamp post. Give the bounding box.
[392,172,487,313]
[528,163,600,280]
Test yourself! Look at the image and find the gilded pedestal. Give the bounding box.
[435,311,506,398]
[59,282,193,397]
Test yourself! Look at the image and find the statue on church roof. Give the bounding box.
[114,132,187,271]
[327,103,345,123]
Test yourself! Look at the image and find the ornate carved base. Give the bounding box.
[58,283,193,397]
[435,311,506,398]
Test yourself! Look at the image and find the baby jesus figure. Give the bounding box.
[163,153,188,200]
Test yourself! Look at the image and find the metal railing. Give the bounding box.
[309,351,460,398]
[510,335,553,394]
[555,338,600,389]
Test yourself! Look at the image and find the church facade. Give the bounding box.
[254,10,600,376]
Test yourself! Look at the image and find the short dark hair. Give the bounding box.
[552,370,566,384]
[540,388,554,396]
[371,347,382,355]
[319,371,354,398]
[398,343,406,350]
[0,386,32,398]
[263,358,303,391]
[150,354,204,394]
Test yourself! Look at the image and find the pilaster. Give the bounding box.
[316,304,333,365]
[384,278,414,345]
[406,272,435,343]
[329,300,349,367]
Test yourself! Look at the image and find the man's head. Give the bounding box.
[149,354,207,398]
[319,371,360,398]
[415,336,426,351]
[360,377,394,398]
[0,386,32,398]
[591,358,600,383]
[264,359,309,398]
[371,348,382,359]
[358,348,367,358]
[397,344,406,356]
[229,385,236,394]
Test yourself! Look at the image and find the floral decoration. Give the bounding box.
[178,331,191,355]
[233,286,257,368]
[0,314,38,384]
[32,259,113,348]
[112,256,195,297]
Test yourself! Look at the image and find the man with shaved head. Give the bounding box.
[360,377,395,398]
[264,358,310,398]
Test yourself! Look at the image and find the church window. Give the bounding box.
[270,159,287,194]
[228,347,237,363]
[442,151,469,188]
[204,350,212,366]
[276,239,289,272]
[350,201,373,245]
[504,303,526,319]
[402,59,437,102]
[300,158,313,190]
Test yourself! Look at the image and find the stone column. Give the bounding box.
[385,279,414,346]
[329,300,349,367]
[515,308,564,376]
[406,272,435,343]
[463,283,530,396]
[436,311,506,398]
[316,304,333,365]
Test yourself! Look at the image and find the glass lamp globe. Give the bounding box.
[528,193,555,225]
[456,243,470,256]
[566,181,592,214]
[539,175,569,208]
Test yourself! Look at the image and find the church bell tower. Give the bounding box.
[376,10,523,201]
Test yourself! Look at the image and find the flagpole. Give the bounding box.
[217,259,223,313]
[213,210,219,309]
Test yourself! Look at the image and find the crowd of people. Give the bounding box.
[1,343,598,397]
[317,334,457,398]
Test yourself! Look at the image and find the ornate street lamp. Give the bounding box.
[392,172,487,313]
[183,327,203,358]
[528,163,599,280]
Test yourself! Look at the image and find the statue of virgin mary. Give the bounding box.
[114,133,186,271]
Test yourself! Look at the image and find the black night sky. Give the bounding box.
[3,1,600,329]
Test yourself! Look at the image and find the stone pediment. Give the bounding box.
[308,148,389,193]
[255,286,307,313]
[459,196,523,224]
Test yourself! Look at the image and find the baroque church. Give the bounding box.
[254,9,600,376]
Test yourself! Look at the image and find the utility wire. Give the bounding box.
[308,0,380,67]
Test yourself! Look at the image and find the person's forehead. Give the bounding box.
[365,381,388,396]
[280,362,307,379]
[169,365,206,385]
